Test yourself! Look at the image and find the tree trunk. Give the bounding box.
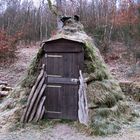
[56,0,62,29]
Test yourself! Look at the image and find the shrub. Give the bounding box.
[0,29,22,63]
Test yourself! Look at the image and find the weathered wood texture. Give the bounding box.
[34,96,46,122]
[28,84,46,122]
[44,39,84,120]
[43,38,84,53]
[78,70,88,125]
[21,64,46,123]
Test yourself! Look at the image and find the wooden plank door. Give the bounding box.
[44,52,84,120]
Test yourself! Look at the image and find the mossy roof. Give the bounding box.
[42,32,88,45]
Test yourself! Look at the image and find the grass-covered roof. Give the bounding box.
[0,18,136,135]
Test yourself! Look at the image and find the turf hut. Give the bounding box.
[0,16,134,135]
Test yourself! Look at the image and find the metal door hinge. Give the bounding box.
[71,78,78,83]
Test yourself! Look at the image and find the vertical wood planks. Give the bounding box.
[43,38,84,120]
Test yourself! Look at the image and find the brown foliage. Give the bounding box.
[0,29,22,62]
[114,2,139,27]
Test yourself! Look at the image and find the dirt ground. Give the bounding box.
[0,45,39,87]
[105,42,140,82]
[0,122,140,140]
[0,44,140,140]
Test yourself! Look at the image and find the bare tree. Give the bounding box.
[56,0,62,29]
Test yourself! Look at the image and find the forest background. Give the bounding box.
[0,0,140,61]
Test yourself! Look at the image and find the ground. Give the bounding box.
[0,45,39,87]
[0,42,140,140]
[0,119,140,140]
[105,42,140,82]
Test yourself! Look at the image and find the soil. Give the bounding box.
[0,43,140,140]
[105,42,140,82]
[0,120,140,140]
[0,45,39,87]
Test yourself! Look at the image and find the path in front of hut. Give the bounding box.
[0,119,140,140]
[0,45,140,140]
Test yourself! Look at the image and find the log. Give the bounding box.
[26,64,45,107]
[78,70,88,126]
[34,96,46,122]
[0,80,7,86]
[39,106,45,120]
[28,84,46,122]
[0,91,9,98]
[21,64,45,123]
[24,76,45,122]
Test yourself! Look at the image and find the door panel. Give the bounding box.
[63,53,79,78]
[45,85,62,118]
[45,52,84,120]
[46,53,63,76]
[62,85,79,120]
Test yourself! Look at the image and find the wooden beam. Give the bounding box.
[28,84,46,122]
[34,96,46,122]
[21,64,45,123]
[24,76,45,122]
[39,106,45,120]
